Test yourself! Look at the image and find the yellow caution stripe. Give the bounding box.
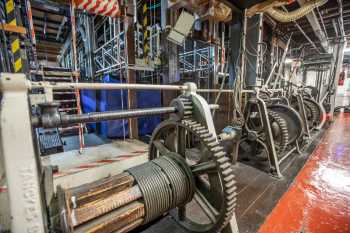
[5,0,23,72]
[14,58,22,72]
[11,38,19,53]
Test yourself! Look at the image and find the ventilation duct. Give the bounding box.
[247,0,328,23]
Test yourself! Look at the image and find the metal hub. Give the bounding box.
[149,119,237,233]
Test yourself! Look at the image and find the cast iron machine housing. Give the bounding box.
[0,73,238,233]
[235,87,304,178]
[287,84,326,133]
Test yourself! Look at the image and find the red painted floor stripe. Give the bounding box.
[0,186,7,193]
[259,113,350,233]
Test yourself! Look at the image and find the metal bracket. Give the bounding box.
[256,94,282,178]
[296,94,311,138]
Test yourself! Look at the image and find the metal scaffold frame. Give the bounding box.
[94,32,126,74]
[179,45,214,74]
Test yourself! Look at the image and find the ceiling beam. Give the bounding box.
[297,0,329,52]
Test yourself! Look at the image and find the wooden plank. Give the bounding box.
[0,23,26,34]
[35,26,59,34]
[74,201,144,233]
[37,53,58,60]
[68,173,135,206]
[32,8,64,22]
[124,4,139,139]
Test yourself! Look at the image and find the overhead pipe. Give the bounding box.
[297,0,329,51]
[281,5,320,53]
[247,0,328,22]
[337,0,345,38]
[266,0,328,23]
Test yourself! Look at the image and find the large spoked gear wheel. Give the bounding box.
[268,110,289,155]
[149,119,237,233]
[304,99,320,129]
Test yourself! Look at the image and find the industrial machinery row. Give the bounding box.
[0,73,325,233]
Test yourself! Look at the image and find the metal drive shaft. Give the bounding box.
[32,104,219,128]
[60,107,176,126]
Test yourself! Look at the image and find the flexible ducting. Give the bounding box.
[266,0,328,23]
[169,0,232,22]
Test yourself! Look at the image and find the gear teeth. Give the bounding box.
[150,118,237,233]
[268,110,289,156]
[219,162,230,170]
[225,180,236,188]
[212,146,224,152]
[200,133,212,138]
[223,174,235,183]
[221,168,234,176]
[207,141,220,148]
[214,151,226,157]
[217,157,229,164]
[304,99,320,128]
[203,137,216,143]
[184,120,196,125]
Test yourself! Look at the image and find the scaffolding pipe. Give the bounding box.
[29,81,188,91]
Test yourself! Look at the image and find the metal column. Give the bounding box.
[329,40,346,121]
[245,14,260,87]
[70,0,85,150]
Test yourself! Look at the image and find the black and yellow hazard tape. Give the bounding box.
[5,0,23,72]
[143,2,150,56]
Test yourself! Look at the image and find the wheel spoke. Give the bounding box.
[153,140,171,155]
[177,126,186,157]
[178,205,186,221]
[191,161,217,175]
[194,189,218,223]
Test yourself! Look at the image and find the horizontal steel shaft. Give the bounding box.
[33,105,219,128]
[27,81,242,93]
[29,81,188,91]
[60,107,176,126]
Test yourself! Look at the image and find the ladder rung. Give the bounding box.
[53,92,76,95]
[56,99,76,103]
[59,107,78,112]
[43,77,73,81]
